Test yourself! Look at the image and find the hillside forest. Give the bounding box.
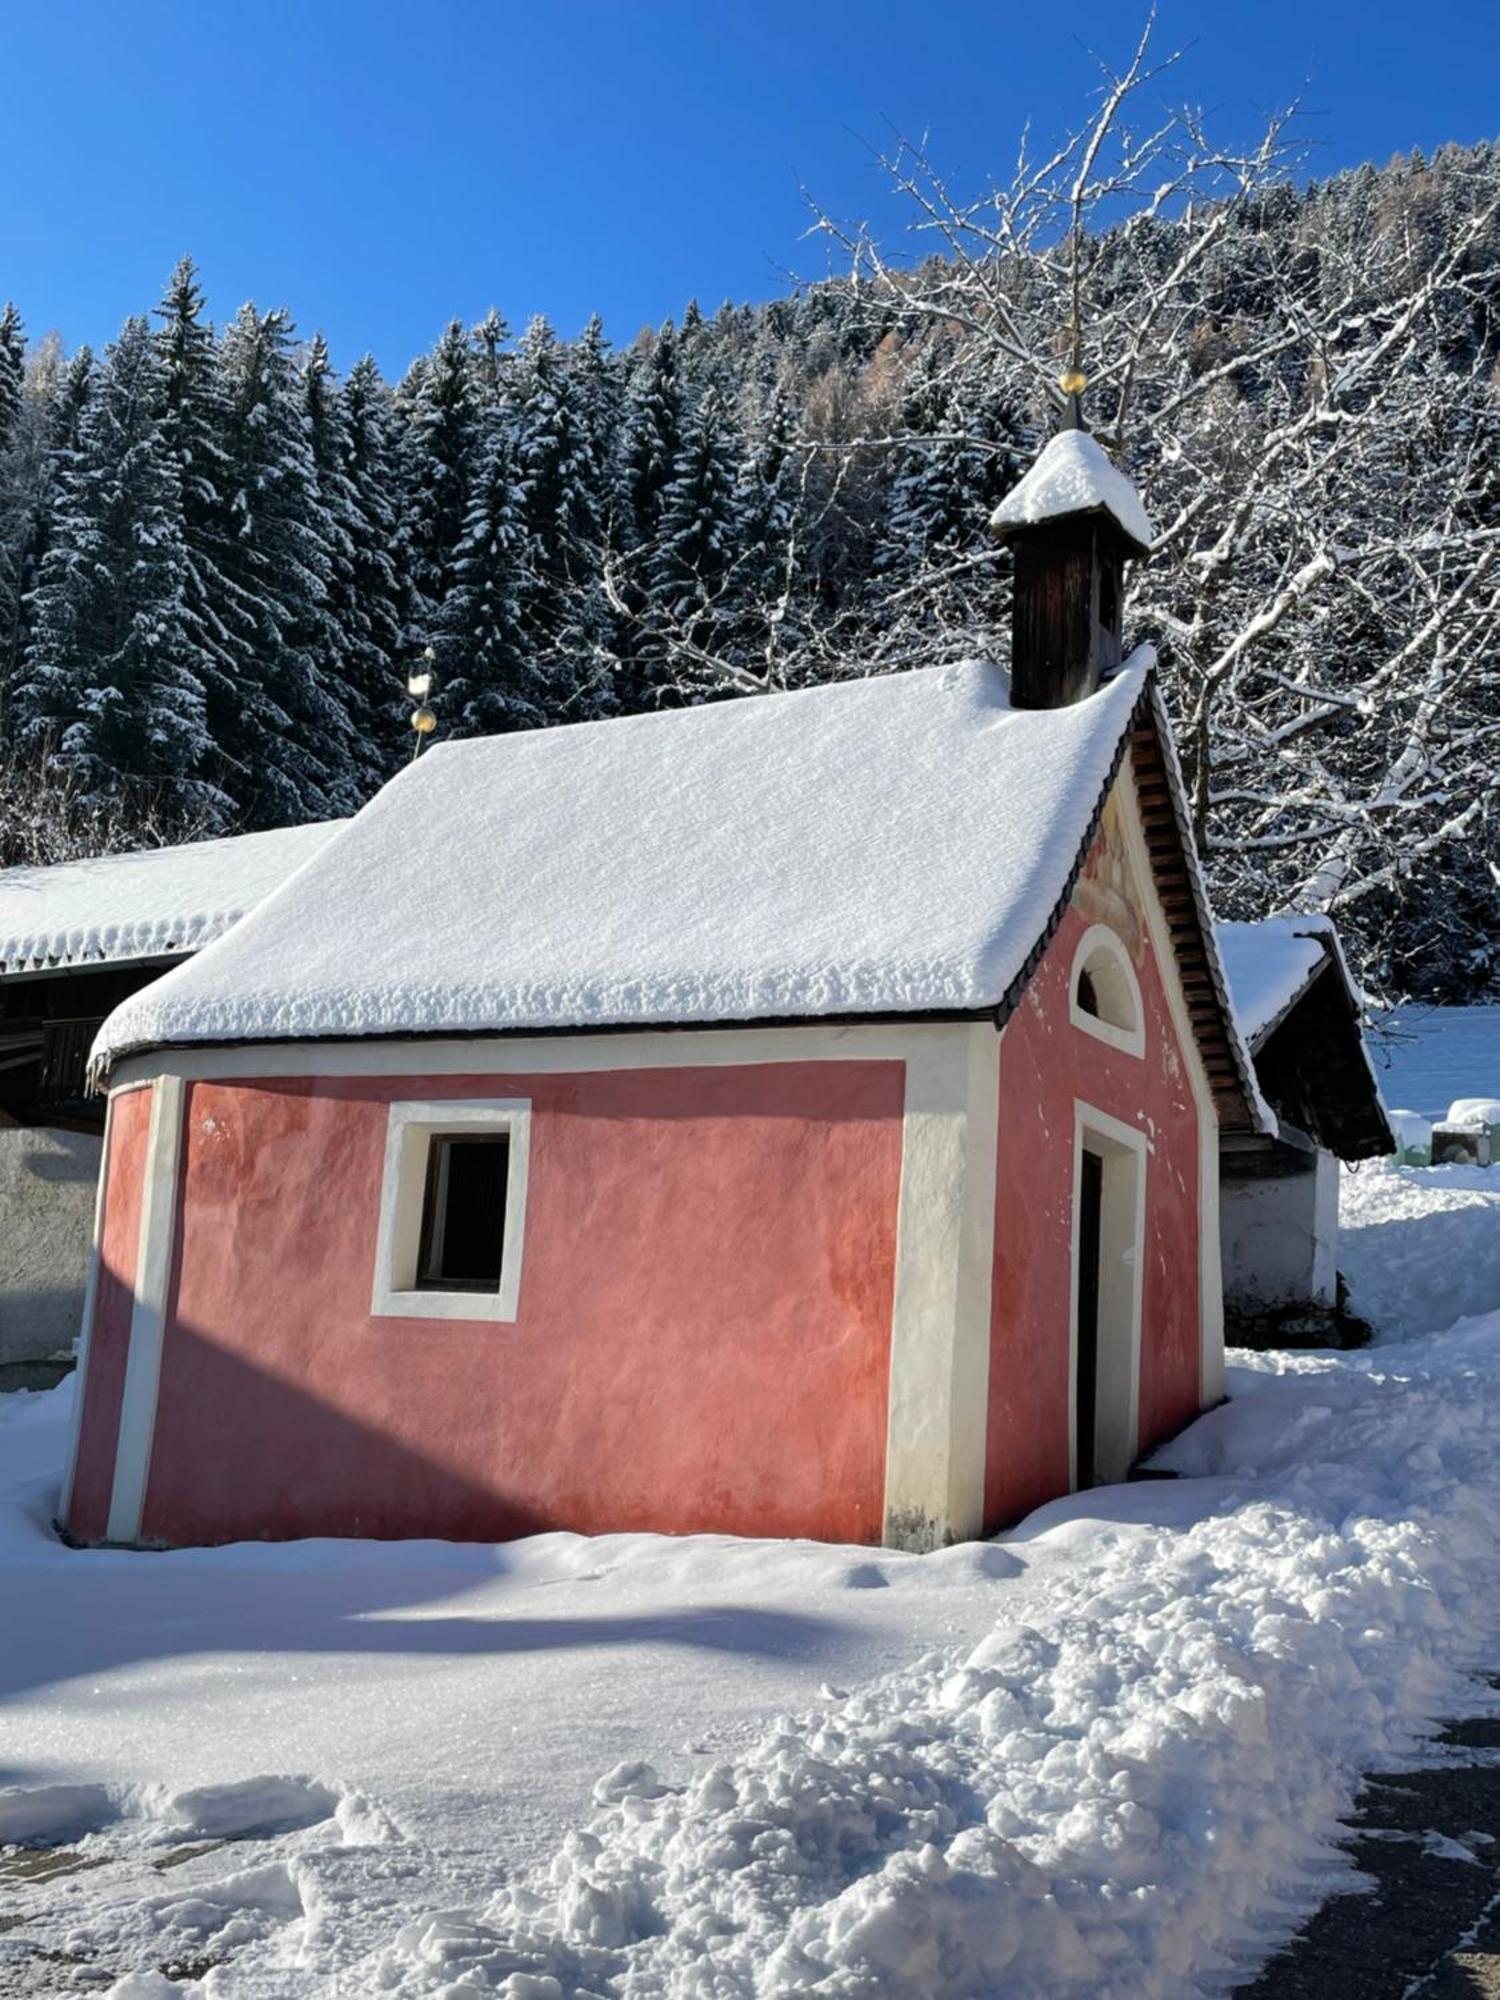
[2,48,1499,999]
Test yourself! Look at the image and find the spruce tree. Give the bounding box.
[883,360,1020,569]
[651,387,740,653]
[0,305,24,457]
[152,258,240,735]
[340,354,407,778]
[881,356,955,568]
[0,342,94,696]
[301,333,390,804]
[574,315,618,449]
[438,413,542,734]
[561,313,629,716]
[471,307,511,408]
[730,386,802,671]
[399,319,479,654]
[18,319,216,816]
[736,387,797,589]
[215,303,350,824]
[52,347,95,458]
[515,316,600,593]
[611,321,684,705]
[617,319,682,547]
[0,305,31,691]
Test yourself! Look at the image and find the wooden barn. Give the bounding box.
[62,422,1267,1553]
[0,823,337,1386]
[1217,915,1393,1345]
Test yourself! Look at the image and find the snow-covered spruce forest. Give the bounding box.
[2,140,1500,998]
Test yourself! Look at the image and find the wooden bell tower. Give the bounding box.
[990,388,1152,711]
[1006,511,1134,710]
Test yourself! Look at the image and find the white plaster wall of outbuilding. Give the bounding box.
[0,1123,102,1377]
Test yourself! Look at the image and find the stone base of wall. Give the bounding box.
[0,1353,77,1393]
[1227,1280,1373,1352]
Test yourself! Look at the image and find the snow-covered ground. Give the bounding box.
[6,1021,1500,1996]
[1341,1156,1500,1338]
[1341,1003,1500,1335]
[1369,1003,1500,1122]
[0,1384,1020,1996]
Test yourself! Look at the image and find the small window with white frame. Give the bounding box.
[1069,924,1145,1058]
[371,1099,531,1322]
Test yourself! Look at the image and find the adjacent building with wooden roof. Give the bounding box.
[0,823,338,1385]
[1217,914,1393,1346]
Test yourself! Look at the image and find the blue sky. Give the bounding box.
[3,0,1496,378]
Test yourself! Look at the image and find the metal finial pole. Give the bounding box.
[1058,223,1088,430]
[409,647,438,762]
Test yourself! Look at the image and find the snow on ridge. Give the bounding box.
[0,820,343,978]
[990,429,1156,553]
[376,1319,1500,1998]
[93,653,1157,1067]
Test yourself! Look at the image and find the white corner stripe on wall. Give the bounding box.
[947,1025,1002,1529]
[58,1093,116,1523]
[106,1074,186,1543]
[882,1022,999,1548]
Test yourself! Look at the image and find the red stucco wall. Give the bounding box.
[135,1059,904,1547]
[65,1083,153,1541]
[985,805,1203,1530]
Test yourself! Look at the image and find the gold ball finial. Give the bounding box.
[410,704,437,736]
[1058,366,1088,397]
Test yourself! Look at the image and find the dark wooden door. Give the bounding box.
[1076,1150,1104,1489]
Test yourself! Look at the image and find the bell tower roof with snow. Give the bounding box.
[989,426,1154,558]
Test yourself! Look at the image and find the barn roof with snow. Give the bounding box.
[1217,914,1392,1159]
[0,821,342,980]
[93,649,1263,1129]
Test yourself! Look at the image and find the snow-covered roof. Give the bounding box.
[93,652,1266,1133]
[0,822,343,979]
[97,655,1165,1064]
[990,429,1155,554]
[1216,915,1336,1049]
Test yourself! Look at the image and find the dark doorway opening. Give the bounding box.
[1076,1148,1104,1488]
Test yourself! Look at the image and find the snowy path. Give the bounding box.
[0,1387,1020,1995]
[5,1155,1500,1993]
[1233,1695,1500,1998]
[359,1328,1500,1999]
[1218,1152,1500,1999]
